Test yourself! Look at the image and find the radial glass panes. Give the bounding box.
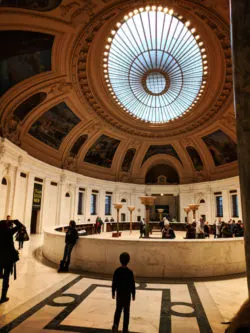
[104,7,207,123]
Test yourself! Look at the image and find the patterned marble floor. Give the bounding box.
[0,235,248,332]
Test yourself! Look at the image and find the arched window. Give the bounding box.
[1,177,7,185]
[65,192,70,198]
[200,199,205,204]
[121,198,127,203]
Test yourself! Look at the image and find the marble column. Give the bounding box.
[230,0,250,293]
[222,190,230,221]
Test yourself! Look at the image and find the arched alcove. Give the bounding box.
[1,177,7,185]
[145,164,180,184]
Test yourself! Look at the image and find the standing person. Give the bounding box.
[112,252,135,333]
[215,218,222,238]
[16,226,27,249]
[0,219,23,303]
[139,218,145,238]
[95,216,103,234]
[58,220,78,272]
[204,221,210,238]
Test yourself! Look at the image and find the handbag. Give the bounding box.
[23,228,29,241]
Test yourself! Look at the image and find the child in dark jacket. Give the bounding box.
[112,252,135,333]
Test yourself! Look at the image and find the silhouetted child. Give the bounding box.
[112,252,135,333]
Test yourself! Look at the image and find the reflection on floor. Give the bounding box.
[0,235,248,332]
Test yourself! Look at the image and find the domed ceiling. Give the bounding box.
[0,0,237,184]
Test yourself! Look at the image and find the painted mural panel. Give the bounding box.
[121,148,136,172]
[70,135,88,157]
[0,0,62,11]
[142,145,182,166]
[0,31,54,96]
[13,92,47,122]
[84,135,120,168]
[29,102,80,149]
[186,146,203,171]
[202,130,237,166]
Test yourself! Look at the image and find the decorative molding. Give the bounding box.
[48,81,73,95]
[60,2,80,17]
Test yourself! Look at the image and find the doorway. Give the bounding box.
[30,182,43,234]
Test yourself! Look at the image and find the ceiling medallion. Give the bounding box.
[103,6,208,124]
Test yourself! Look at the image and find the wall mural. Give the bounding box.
[70,134,88,157]
[186,146,203,171]
[13,92,47,122]
[0,31,54,96]
[121,148,136,172]
[0,0,62,11]
[29,102,80,149]
[202,130,237,166]
[84,134,120,168]
[141,145,182,166]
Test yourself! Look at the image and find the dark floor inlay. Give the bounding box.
[0,277,213,332]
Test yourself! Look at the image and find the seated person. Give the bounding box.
[185,223,196,239]
[162,223,175,239]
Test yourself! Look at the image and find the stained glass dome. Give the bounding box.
[103,6,207,123]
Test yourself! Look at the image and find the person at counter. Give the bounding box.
[162,222,176,239]
[58,220,78,273]
[139,218,146,238]
[184,223,196,239]
[95,216,103,234]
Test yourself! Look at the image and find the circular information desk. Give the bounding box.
[43,226,246,278]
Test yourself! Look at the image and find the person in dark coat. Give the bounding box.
[185,223,196,239]
[203,221,210,238]
[16,226,26,249]
[233,220,244,237]
[0,219,23,303]
[58,220,78,272]
[112,252,135,333]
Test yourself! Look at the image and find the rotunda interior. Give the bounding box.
[0,0,249,332]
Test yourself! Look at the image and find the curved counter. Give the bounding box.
[43,226,246,278]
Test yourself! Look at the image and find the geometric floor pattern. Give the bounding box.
[0,275,220,332]
[0,235,248,333]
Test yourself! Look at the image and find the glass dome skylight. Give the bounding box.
[103,6,208,124]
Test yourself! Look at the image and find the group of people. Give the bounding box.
[184,218,244,239]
